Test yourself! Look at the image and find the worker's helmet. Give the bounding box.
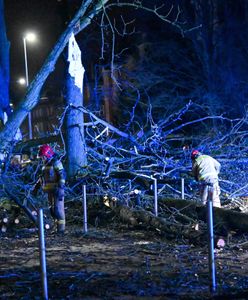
[38,144,54,159]
[191,149,201,160]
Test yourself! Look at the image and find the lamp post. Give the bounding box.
[23,32,36,139]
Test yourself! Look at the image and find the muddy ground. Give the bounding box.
[1,205,248,300]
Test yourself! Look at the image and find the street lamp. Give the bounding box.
[18,78,26,85]
[23,32,36,139]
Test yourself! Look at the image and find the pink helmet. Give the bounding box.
[38,144,54,159]
[191,149,201,160]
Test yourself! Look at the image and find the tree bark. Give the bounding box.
[112,203,202,240]
[159,198,248,233]
[109,198,248,239]
[0,0,10,121]
[65,74,87,177]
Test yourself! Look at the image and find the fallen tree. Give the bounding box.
[105,197,248,242]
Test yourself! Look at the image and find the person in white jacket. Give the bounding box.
[191,150,221,208]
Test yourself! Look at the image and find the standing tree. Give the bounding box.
[0,0,11,125]
[65,33,87,177]
[182,0,248,115]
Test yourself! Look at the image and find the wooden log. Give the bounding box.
[112,204,202,240]
[14,218,20,224]
[1,225,7,233]
[2,217,8,223]
[159,198,248,234]
[106,196,248,243]
[45,223,50,230]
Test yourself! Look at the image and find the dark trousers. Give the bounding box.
[48,188,65,232]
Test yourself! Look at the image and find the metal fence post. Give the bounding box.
[207,198,216,292]
[38,209,48,300]
[181,178,185,199]
[151,177,158,217]
[83,184,88,233]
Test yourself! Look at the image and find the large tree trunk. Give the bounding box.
[0,0,10,122]
[109,199,248,239]
[112,204,201,240]
[65,74,87,177]
[160,198,248,233]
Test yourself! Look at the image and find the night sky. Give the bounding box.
[4,0,64,102]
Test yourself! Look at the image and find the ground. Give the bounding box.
[1,206,248,300]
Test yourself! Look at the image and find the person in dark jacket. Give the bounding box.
[33,144,66,233]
